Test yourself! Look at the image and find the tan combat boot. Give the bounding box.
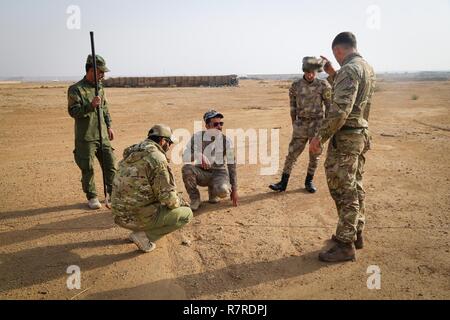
[190,198,201,211]
[331,231,364,249]
[319,241,356,262]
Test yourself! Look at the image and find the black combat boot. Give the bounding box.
[318,240,356,262]
[304,174,317,193]
[269,173,290,192]
[331,231,364,250]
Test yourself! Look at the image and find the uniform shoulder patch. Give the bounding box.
[323,89,332,100]
[335,67,358,89]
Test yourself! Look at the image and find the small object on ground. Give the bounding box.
[380,133,397,137]
[182,239,192,246]
[69,287,92,300]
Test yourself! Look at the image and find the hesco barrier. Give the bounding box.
[103,75,239,88]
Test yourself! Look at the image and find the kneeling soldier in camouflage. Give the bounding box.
[181,110,238,211]
[270,57,331,193]
[111,124,193,253]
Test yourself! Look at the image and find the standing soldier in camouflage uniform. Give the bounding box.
[68,54,116,209]
[269,57,332,193]
[182,110,238,211]
[111,125,193,253]
[310,32,376,262]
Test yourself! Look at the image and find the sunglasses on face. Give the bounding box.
[163,138,173,145]
[212,122,224,127]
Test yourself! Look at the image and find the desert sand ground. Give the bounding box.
[0,79,449,300]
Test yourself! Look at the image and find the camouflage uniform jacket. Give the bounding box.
[112,139,181,219]
[289,77,332,121]
[67,77,112,143]
[318,53,376,144]
[183,130,237,189]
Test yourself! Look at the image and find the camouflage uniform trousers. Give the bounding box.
[283,118,322,176]
[73,140,116,200]
[182,164,231,201]
[114,203,193,243]
[324,128,371,243]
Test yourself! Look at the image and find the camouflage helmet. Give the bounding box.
[86,54,110,72]
[302,56,325,73]
[148,124,178,144]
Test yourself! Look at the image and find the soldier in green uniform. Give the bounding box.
[310,32,376,262]
[111,124,193,253]
[68,54,116,209]
[270,57,331,193]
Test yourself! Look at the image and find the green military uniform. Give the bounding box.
[68,55,116,200]
[317,53,376,244]
[111,137,193,242]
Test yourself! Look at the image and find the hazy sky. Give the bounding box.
[1,0,449,77]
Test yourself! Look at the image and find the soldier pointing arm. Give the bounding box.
[310,32,376,263]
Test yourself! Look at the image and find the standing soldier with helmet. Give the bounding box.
[270,57,332,193]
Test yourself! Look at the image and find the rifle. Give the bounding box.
[89,31,110,208]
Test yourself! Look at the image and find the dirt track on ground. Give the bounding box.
[0,80,449,299]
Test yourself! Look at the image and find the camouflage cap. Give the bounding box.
[148,124,178,144]
[203,109,224,122]
[86,54,110,72]
[302,56,325,73]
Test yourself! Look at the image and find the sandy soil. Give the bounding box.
[0,79,449,300]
